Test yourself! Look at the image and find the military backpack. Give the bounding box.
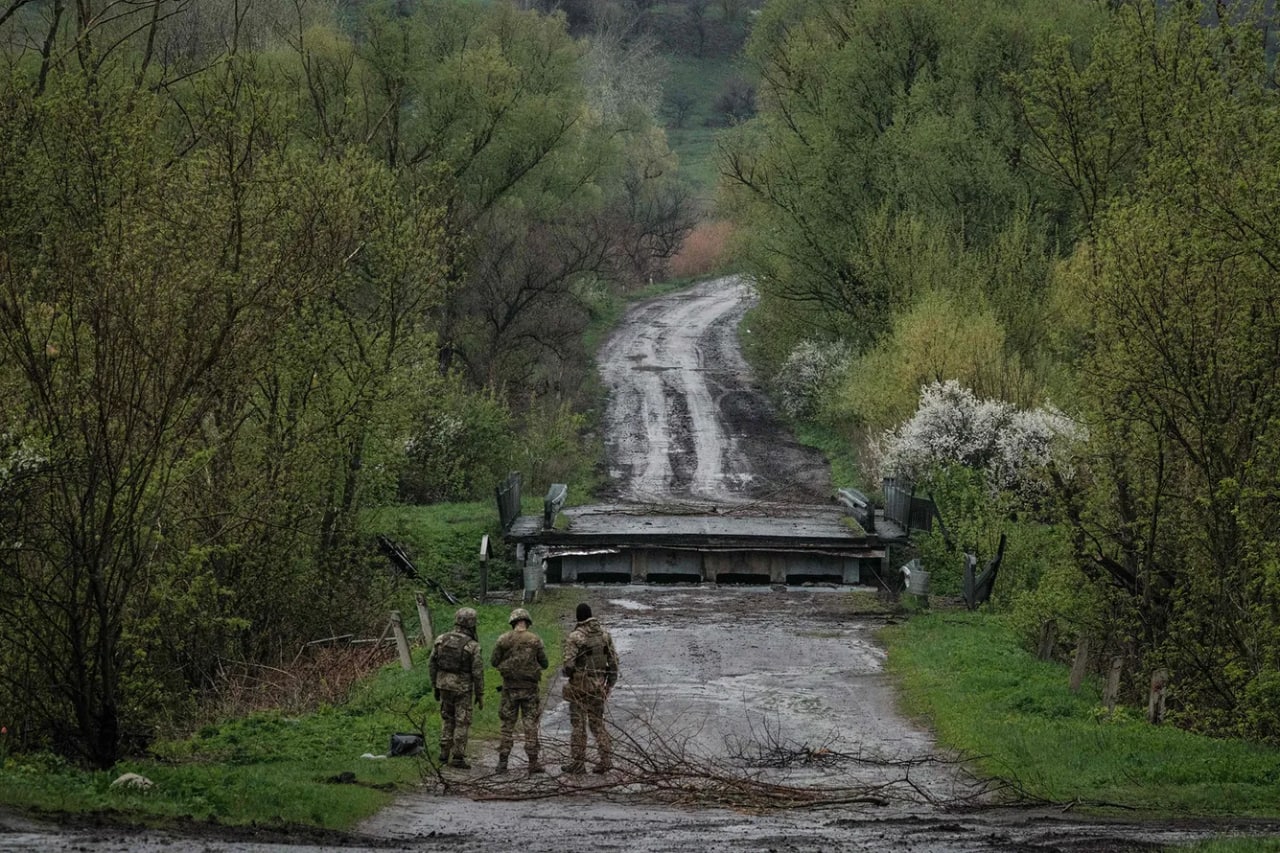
[435,631,472,674]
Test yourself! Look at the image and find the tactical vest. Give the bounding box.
[435,632,471,674]
[576,632,610,674]
[500,639,542,683]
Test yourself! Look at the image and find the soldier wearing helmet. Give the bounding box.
[429,607,484,769]
[560,602,619,775]
[489,607,549,773]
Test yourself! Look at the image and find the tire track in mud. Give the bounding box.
[597,276,829,506]
[661,375,695,491]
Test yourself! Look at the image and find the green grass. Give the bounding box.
[365,501,520,593]
[882,612,1280,816]
[662,54,741,200]
[793,422,870,494]
[668,127,724,201]
[0,599,565,830]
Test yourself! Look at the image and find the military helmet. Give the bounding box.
[453,607,478,629]
[508,607,532,627]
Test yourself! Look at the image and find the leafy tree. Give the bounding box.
[720,0,1102,361]
[0,4,448,765]
[0,70,308,765]
[335,1,692,396]
[1032,0,1280,738]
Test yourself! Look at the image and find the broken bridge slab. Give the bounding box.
[505,502,908,589]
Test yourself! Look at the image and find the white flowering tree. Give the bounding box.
[873,381,1084,601]
[875,380,1081,503]
[774,340,852,420]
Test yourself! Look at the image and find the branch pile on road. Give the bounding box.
[426,711,1013,812]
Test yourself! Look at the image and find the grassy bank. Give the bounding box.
[882,612,1280,816]
[792,422,870,495]
[0,595,569,830]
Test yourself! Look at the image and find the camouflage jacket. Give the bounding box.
[562,617,619,690]
[429,629,483,696]
[490,627,549,690]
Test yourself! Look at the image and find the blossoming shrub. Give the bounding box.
[774,340,852,421]
[400,380,515,503]
[827,290,1035,436]
[877,382,1089,622]
[875,380,1080,504]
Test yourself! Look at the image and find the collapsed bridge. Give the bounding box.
[504,489,908,593]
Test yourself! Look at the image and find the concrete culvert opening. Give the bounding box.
[786,573,844,586]
[573,571,633,584]
[645,573,702,585]
[714,573,772,586]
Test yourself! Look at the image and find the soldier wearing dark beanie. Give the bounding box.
[561,601,618,774]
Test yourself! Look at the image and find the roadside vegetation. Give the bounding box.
[883,614,1280,816]
[728,0,1280,755]
[0,599,564,830]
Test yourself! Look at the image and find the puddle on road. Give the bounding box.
[607,598,654,611]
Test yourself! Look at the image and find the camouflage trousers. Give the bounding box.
[565,677,611,766]
[497,687,542,758]
[438,688,474,762]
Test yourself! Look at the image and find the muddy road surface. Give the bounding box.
[361,588,1280,851]
[597,276,829,506]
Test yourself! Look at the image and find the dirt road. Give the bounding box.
[597,276,830,506]
[359,589,1280,852]
[358,279,1280,850]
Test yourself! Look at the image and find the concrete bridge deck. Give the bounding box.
[506,503,907,588]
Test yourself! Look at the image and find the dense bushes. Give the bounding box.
[729,0,1280,742]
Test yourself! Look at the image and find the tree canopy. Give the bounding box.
[0,0,692,766]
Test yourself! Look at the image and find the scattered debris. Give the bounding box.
[110,773,153,790]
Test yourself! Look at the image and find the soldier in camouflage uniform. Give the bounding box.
[429,607,484,769]
[490,607,549,774]
[561,603,619,775]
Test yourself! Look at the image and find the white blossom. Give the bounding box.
[775,340,852,420]
[876,381,1082,498]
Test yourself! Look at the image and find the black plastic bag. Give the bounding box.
[389,732,424,756]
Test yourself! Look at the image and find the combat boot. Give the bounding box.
[559,761,586,775]
[495,752,509,772]
[448,756,471,769]
[527,751,544,774]
[592,760,613,774]
[437,748,449,764]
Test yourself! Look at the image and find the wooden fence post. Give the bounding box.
[1068,636,1090,693]
[1147,668,1168,724]
[414,592,434,647]
[390,611,413,671]
[1103,656,1124,711]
